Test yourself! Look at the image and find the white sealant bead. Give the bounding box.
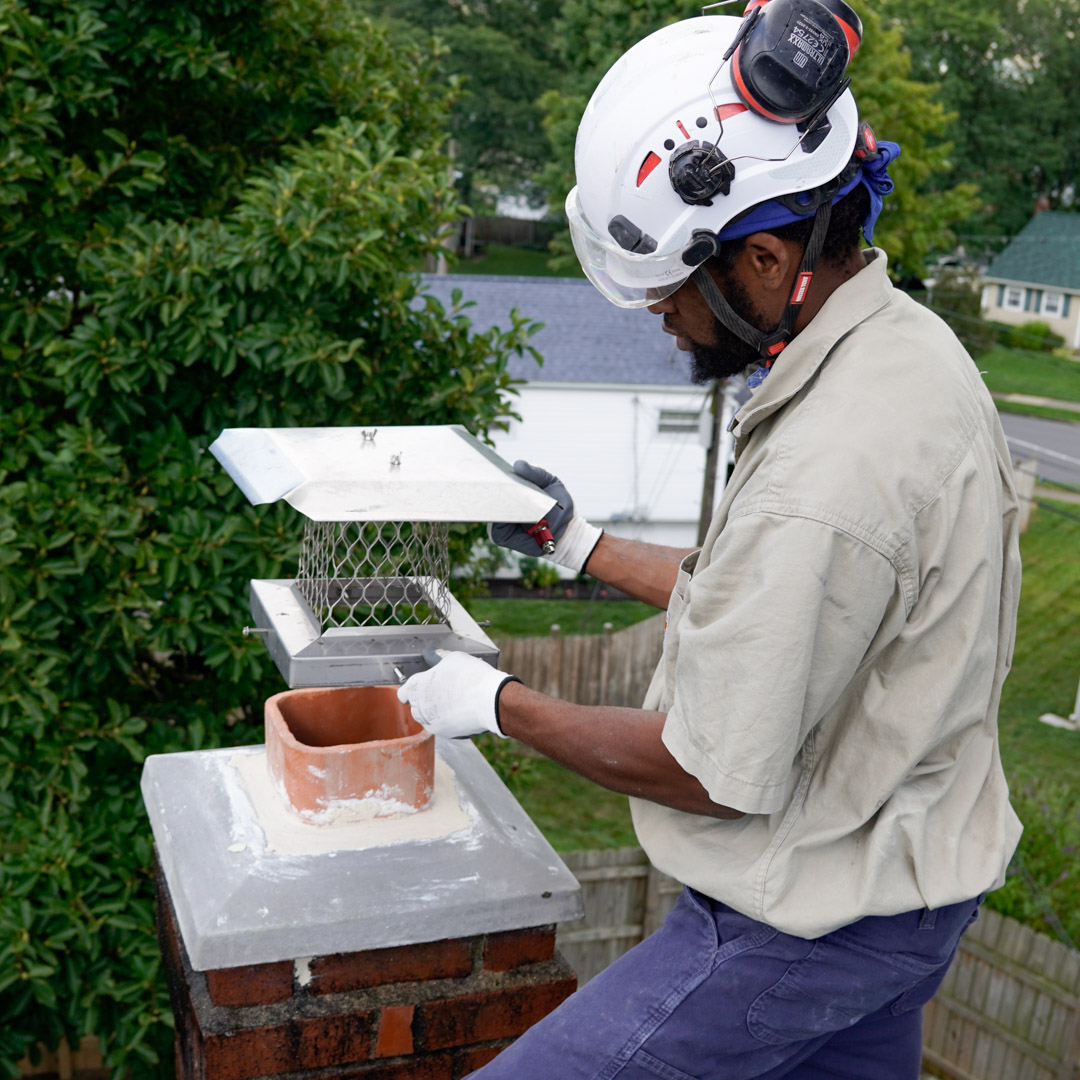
[294,957,313,987]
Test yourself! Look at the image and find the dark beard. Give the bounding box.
[686,274,773,384]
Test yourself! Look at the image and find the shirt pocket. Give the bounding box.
[662,557,695,697]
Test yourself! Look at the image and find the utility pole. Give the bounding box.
[697,380,722,546]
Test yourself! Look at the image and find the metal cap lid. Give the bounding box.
[209,425,556,524]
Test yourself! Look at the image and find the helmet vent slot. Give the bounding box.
[636,151,663,187]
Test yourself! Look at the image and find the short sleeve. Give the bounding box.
[662,511,899,814]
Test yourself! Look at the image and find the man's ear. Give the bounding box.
[741,231,797,293]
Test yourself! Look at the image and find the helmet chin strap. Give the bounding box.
[690,202,833,362]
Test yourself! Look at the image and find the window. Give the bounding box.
[658,408,701,434]
[1004,287,1023,311]
[1043,291,1064,317]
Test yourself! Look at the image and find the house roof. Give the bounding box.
[418,273,696,386]
[986,211,1080,292]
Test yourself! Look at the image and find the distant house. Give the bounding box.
[419,273,740,553]
[981,210,1080,349]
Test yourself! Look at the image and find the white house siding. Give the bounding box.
[981,279,1080,348]
[491,381,735,552]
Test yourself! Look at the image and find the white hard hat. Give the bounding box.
[568,14,860,308]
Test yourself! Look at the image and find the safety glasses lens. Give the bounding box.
[566,189,690,309]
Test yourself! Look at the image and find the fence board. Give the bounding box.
[498,613,666,711]
[554,847,1080,1080]
[18,1037,104,1080]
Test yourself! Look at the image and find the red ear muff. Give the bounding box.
[733,0,861,124]
[817,0,862,58]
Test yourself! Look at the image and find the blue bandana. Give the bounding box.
[717,141,901,247]
[747,363,772,389]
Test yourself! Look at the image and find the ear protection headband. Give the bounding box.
[733,0,862,124]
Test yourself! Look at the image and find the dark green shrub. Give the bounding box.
[0,2,538,1075]
[518,556,564,591]
[1003,320,1067,352]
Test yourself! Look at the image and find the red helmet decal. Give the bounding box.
[715,102,750,122]
[636,151,662,187]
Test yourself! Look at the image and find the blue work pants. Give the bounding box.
[470,888,980,1079]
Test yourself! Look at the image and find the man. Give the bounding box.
[400,10,1022,1078]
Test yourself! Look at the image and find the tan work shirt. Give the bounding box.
[632,250,1023,939]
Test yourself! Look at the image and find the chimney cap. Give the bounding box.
[142,737,584,971]
[209,425,557,524]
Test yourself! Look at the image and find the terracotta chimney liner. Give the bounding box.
[265,686,434,819]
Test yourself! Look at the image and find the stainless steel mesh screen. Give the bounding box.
[296,521,452,629]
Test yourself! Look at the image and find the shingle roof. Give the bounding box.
[418,274,696,386]
[985,211,1080,292]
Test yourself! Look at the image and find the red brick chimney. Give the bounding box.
[157,858,576,1080]
[144,724,583,1080]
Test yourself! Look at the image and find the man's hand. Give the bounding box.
[490,460,602,573]
[397,651,520,740]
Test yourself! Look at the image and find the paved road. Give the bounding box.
[999,412,1080,488]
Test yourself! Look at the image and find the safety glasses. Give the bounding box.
[566,188,704,309]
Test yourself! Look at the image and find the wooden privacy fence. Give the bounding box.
[556,847,1080,1080]
[17,1037,104,1080]
[469,215,557,247]
[924,907,1080,1080]
[557,848,683,983]
[495,612,665,708]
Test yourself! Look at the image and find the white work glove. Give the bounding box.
[489,460,603,574]
[397,651,520,739]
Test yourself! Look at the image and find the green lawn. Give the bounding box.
[471,596,656,848]
[477,733,639,851]
[471,596,658,638]
[484,503,1080,941]
[994,399,1080,424]
[452,243,581,278]
[978,346,1080,403]
[985,500,1080,941]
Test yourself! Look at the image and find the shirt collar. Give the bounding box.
[729,249,894,440]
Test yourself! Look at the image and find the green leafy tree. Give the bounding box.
[365,0,565,209]
[844,0,979,278]
[0,1,537,1075]
[537,0,691,268]
[880,0,1080,252]
[538,0,977,279]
